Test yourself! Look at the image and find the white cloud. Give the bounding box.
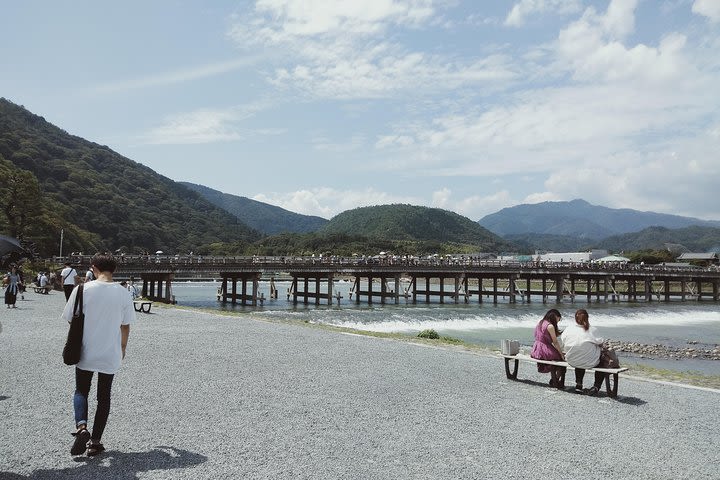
[253,187,420,218]
[693,0,720,22]
[91,57,260,94]
[372,0,715,178]
[555,0,692,84]
[505,0,582,27]
[229,0,517,99]
[253,186,517,220]
[431,187,451,208]
[141,102,278,145]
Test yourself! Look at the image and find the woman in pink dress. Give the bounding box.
[530,309,565,387]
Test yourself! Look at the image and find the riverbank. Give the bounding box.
[1,292,719,479]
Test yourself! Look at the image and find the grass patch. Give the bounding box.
[624,362,720,389]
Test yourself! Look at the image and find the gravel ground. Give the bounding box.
[1,291,719,480]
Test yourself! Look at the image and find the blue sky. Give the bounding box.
[2,0,719,221]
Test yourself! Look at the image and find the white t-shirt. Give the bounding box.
[61,281,135,374]
[60,267,78,286]
[561,323,604,369]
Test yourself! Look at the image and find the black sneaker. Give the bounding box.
[70,429,91,455]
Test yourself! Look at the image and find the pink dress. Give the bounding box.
[531,320,562,373]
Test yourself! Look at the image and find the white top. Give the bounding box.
[60,266,78,285]
[61,281,135,374]
[40,274,49,287]
[561,323,604,369]
[85,269,94,281]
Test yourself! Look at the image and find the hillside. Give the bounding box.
[0,98,259,255]
[478,199,720,239]
[321,204,513,251]
[180,182,328,235]
[597,226,720,253]
[503,233,595,254]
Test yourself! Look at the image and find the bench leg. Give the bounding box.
[604,373,619,398]
[142,304,151,313]
[504,358,519,379]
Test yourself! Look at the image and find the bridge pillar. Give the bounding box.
[525,277,531,303]
[220,272,260,306]
[140,273,174,304]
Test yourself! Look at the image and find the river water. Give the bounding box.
[169,280,720,376]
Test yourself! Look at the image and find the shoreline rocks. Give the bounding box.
[605,340,720,361]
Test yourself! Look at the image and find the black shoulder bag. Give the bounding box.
[62,285,85,365]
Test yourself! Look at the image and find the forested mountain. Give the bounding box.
[321,204,513,252]
[0,98,259,255]
[180,182,328,235]
[479,199,720,239]
[597,226,720,253]
[503,233,595,254]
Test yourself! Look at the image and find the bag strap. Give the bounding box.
[63,268,76,281]
[72,284,84,317]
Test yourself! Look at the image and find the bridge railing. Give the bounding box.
[50,254,719,275]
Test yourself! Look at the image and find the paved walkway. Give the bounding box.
[1,291,718,479]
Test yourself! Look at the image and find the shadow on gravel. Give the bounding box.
[512,378,647,405]
[0,395,9,401]
[0,446,207,479]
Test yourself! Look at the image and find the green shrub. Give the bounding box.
[417,329,440,339]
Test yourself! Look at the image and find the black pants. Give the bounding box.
[63,284,75,301]
[574,369,604,389]
[74,368,114,442]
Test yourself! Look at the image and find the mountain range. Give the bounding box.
[2,97,719,257]
[180,182,327,235]
[478,199,720,239]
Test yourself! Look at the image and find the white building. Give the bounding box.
[533,250,608,264]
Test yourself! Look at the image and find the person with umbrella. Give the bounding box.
[4,265,23,308]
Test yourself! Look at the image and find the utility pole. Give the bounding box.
[59,228,64,258]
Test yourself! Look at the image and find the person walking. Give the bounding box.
[60,262,78,301]
[61,253,135,456]
[4,266,23,308]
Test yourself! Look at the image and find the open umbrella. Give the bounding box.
[0,235,23,257]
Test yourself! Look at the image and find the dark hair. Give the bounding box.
[90,253,117,273]
[540,309,562,336]
[575,309,590,331]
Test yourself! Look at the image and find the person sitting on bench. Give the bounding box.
[530,309,565,388]
[561,309,620,396]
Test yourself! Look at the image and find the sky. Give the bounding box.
[1,0,719,221]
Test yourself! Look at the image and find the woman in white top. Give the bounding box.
[562,309,616,395]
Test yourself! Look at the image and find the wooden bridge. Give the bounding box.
[56,255,720,306]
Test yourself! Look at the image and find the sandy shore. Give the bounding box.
[1,291,719,479]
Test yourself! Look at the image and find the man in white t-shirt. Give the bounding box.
[39,272,51,293]
[61,253,135,457]
[60,262,79,301]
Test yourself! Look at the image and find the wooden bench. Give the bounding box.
[502,353,629,398]
[34,286,52,294]
[133,301,153,313]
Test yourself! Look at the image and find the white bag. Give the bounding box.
[501,339,520,355]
